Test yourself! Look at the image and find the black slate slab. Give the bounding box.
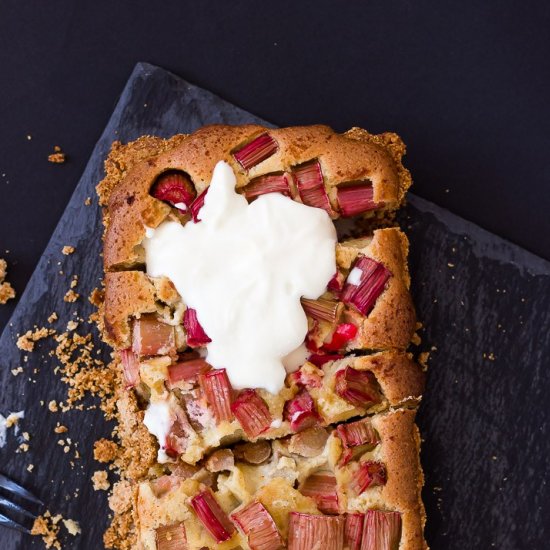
[0,62,548,550]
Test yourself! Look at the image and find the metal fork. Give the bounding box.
[0,473,43,534]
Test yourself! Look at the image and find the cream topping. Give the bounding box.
[144,161,336,394]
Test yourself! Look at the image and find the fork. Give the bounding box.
[0,473,43,534]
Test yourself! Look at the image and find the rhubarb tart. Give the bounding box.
[96,124,427,549]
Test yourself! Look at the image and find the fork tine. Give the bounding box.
[0,512,32,534]
[0,495,37,519]
[0,474,43,506]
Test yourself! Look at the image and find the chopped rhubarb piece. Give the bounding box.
[183,308,212,347]
[361,510,401,550]
[190,490,235,543]
[341,256,391,316]
[301,297,342,323]
[205,449,234,473]
[328,271,345,293]
[345,514,365,550]
[243,172,291,200]
[289,366,323,389]
[168,359,211,385]
[231,500,284,550]
[307,353,344,367]
[337,183,379,217]
[334,367,382,408]
[132,314,176,356]
[293,160,334,215]
[336,418,380,465]
[288,512,344,550]
[199,369,233,423]
[151,171,196,212]
[164,405,193,458]
[322,323,358,351]
[233,133,278,171]
[233,440,272,464]
[288,427,329,457]
[284,389,320,432]
[120,348,140,388]
[231,389,272,438]
[155,523,187,550]
[150,475,181,498]
[189,188,208,222]
[352,461,387,495]
[300,472,339,514]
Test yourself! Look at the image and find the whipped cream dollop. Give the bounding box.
[144,161,336,394]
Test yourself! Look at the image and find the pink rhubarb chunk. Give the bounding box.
[300,472,339,514]
[190,490,235,543]
[231,389,272,438]
[337,183,379,217]
[284,389,320,432]
[334,367,382,409]
[151,171,196,212]
[199,369,233,423]
[183,308,212,347]
[120,348,140,388]
[233,133,278,171]
[231,500,284,550]
[288,512,345,550]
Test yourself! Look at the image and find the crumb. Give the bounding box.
[31,512,62,549]
[88,287,104,307]
[84,197,91,206]
[48,400,59,413]
[48,146,66,164]
[16,327,55,352]
[62,245,75,255]
[54,424,68,434]
[62,518,81,536]
[94,438,119,463]
[17,442,29,453]
[27,463,34,472]
[67,320,79,331]
[48,312,58,323]
[92,470,110,491]
[64,289,79,303]
[0,258,16,304]
[418,351,430,369]
[11,366,23,376]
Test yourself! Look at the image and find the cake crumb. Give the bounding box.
[17,327,55,352]
[54,424,68,434]
[64,289,79,303]
[0,258,16,304]
[48,312,58,323]
[62,245,75,255]
[48,400,59,413]
[62,518,81,536]
[84,197,91,206]
[48,146,66,164]
[27,463,34,472]
[92,470,110,491]
[94,438,119,463]
[11,366,24,376]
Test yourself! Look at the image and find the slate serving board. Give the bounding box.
[0,62,548,550]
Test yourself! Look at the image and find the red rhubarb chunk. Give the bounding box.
[328,271,345,293]
[301,297,342,323]
[231,500,284,550]
[183,308,212,347]
[334,367,382,408]
[361,510,402,550]
[243,173,291,200]
[132,314,176,356]
[307,353,344,367]
[199,369,233,423]
[284,389,320,432]
[231,389,272,438]
[120,348,140,388]
[341,256,391,316]
[151,171,196,212]
[289,366,323,389]
[164,404,193,458]
[300,472,339,514]
[233,133,278,171]
[352,461,387,495]
[288,512,345,550]
[189,188,208,222]
[155,522,187,550]
[337,183,379,217]
[190,490,235,543]
[168,359,211,386]
[345,514,365,550]
[293,160,334,215]
[322,323,358,351]
[336,418,380,466]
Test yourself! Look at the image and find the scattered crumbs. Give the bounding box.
[67,320,79,331]
[88,287,104,307]
[48,312,58,323]
[4,410,24,429]
[482,352,496,361]
[54,424,68,434]
[411,332,421,346]
[11,366,24,376]
[16,327,56,352]
[92,470,110,491]
[48,400,59,413]
[492,455,498,461]
[32,510,80,548]
[62,245,75,255]
[447,262,455,268]
[48,145,66,164]
[17,442,29,453]
[94,438,119,463]
[27,135,32,140]
[64,289,79,303]
[22,431,30,441]
[418,351,430,369]
[0,258,16,304]
[27,463,34,472]
[84,197,91,206]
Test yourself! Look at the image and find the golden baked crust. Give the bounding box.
[98,125,412,271]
